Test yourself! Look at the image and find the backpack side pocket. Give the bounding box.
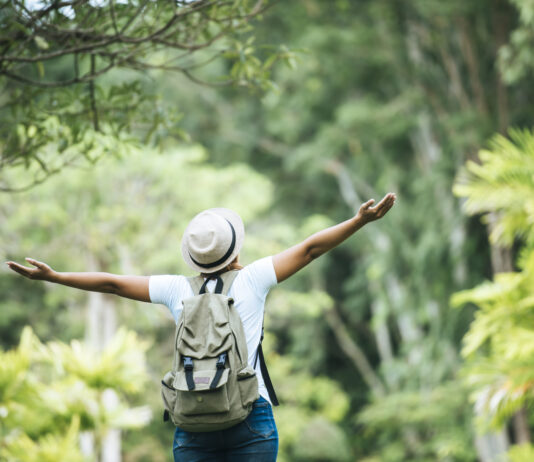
[161,370,177,417]
[237,365,259,408]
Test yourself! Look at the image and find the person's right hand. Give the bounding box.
[5,258,55,281]
[356,192,396,223]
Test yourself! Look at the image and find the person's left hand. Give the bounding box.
[356,192,396,223]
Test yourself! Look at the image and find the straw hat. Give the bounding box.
[181,208,245,273]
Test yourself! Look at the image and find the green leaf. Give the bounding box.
[36,61,45,78]
[34,36,49,50]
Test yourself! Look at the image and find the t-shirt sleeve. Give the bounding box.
[149,275,190,322]
[149,275,178,306]
[242,256,277,297]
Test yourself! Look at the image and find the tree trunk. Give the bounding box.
[474,428,510,462]
[85,255,121,462]
[486,212,514,273]
[513,408,531,445]
[101,389,122,462]
[369,300,394,369]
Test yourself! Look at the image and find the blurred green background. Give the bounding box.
[2,1,534,461]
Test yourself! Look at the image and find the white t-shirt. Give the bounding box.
[149,256,278,403]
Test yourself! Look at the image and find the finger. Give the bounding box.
[382,198,395,211]
[364,199,375,209]
[373,195,391,209]
[6,262,32,277]
[382,193,396,206]
[383,198,396,212]
[383,195,395,206]
[25,257,44,269]
[375,195,395,214]
[6,261,25,270]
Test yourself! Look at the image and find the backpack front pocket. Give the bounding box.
[174,368,230,415]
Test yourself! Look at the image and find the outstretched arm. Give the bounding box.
[273,192,396,283]
[6,258,150,302]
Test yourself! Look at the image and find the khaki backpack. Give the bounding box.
[160,270,260,432]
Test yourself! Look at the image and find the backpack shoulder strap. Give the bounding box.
[220,270,239,295]
[186,270,239,295]
[255,341,279,406]
[187,275,204,295]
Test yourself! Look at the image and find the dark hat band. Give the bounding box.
[189,219,236,269]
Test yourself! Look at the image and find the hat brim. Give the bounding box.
[181,208,245,274]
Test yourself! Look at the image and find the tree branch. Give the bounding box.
[89,54,99,131]
[108,0,120,36]
[325,305,386,397]
[457,17,488,115]
[437,40,471,111]
[181,68,234,87]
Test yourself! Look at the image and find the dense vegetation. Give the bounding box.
[2,1,534,461]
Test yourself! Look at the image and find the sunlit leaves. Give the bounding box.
[453,128,534,446]
[2,416,84,462]
[454,129,534,247]
[508,443,534,462]
[0,327,151,460]
[45,328,149,394]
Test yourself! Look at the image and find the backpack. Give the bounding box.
[160,270,261,432]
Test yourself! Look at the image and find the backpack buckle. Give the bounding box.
[183,356,194,371]
[216,352,227,369]
[210,352,227,389]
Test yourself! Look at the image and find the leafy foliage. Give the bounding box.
[269,345,352,462]
[453,128,534,455]
[4,0,534,459]
[0,326,150,461]
[499,0,534,83]
[0,0,297,191]
[454,129,534,247]
[358,382,476,461]
[0,146,353,460]
[139,0,534,458]
[508,443,534,462]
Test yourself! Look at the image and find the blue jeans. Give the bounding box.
[173,396,278,462]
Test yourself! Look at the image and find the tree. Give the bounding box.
[0,0,295,191]
[453,129,534,459]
